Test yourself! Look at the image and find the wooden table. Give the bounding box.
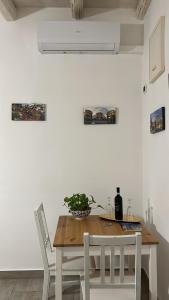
[53,215,159,300]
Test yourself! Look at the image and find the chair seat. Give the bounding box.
[81,275,136,300]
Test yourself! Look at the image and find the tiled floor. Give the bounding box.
[0,270,149,300]
[0,277,80,300]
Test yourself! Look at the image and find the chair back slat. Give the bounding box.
[84,232,142,300]
[120,246,124,283]
[89,235,136,246]
[38,212,48,245]
[110,247,115,283]
[37,203,52,251]
[34,203,52,270]
[100,246,105,283]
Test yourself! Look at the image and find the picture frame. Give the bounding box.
[12,103,46,121]
[150,107,165,134]
[149,16,165,83]
[84,107,117,125]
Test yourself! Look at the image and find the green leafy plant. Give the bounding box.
[64,193,103,212]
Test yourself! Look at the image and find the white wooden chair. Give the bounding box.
[81,232,142,300]
[34,203,84,300]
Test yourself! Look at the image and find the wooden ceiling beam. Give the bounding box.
[70,0,83,19]
[0,0,16,21]
[136,0,151,19]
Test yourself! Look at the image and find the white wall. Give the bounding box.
[0,8,142,270]
[142,1,169,299]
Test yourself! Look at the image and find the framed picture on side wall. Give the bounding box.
[150,107,165,134]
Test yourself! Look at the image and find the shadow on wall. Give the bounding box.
[144,203,169,300]
[16,7,112,20]
[17,7,42,20]
[83,8,113,18]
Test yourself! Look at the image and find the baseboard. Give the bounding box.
[0,268,148,279]
[0,270,44,279]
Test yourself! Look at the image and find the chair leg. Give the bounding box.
[42,271,50,300]
[80,284,83,300]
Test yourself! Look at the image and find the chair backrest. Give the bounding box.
[34,203,53,270]
[84,232,141,300]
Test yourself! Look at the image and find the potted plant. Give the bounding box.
[64,193,102,219]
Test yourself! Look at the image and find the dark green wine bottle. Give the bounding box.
[114,187,123,220]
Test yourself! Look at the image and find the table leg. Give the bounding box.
[55,248,62,300]
[149,245,157,300]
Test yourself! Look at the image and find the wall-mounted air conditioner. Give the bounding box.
[38,21,120,54]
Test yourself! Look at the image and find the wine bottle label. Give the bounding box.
[115,204,120,211]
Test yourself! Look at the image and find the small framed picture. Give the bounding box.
[12,103,46,121]
[150,107,165,134]
[84,106,117,125]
